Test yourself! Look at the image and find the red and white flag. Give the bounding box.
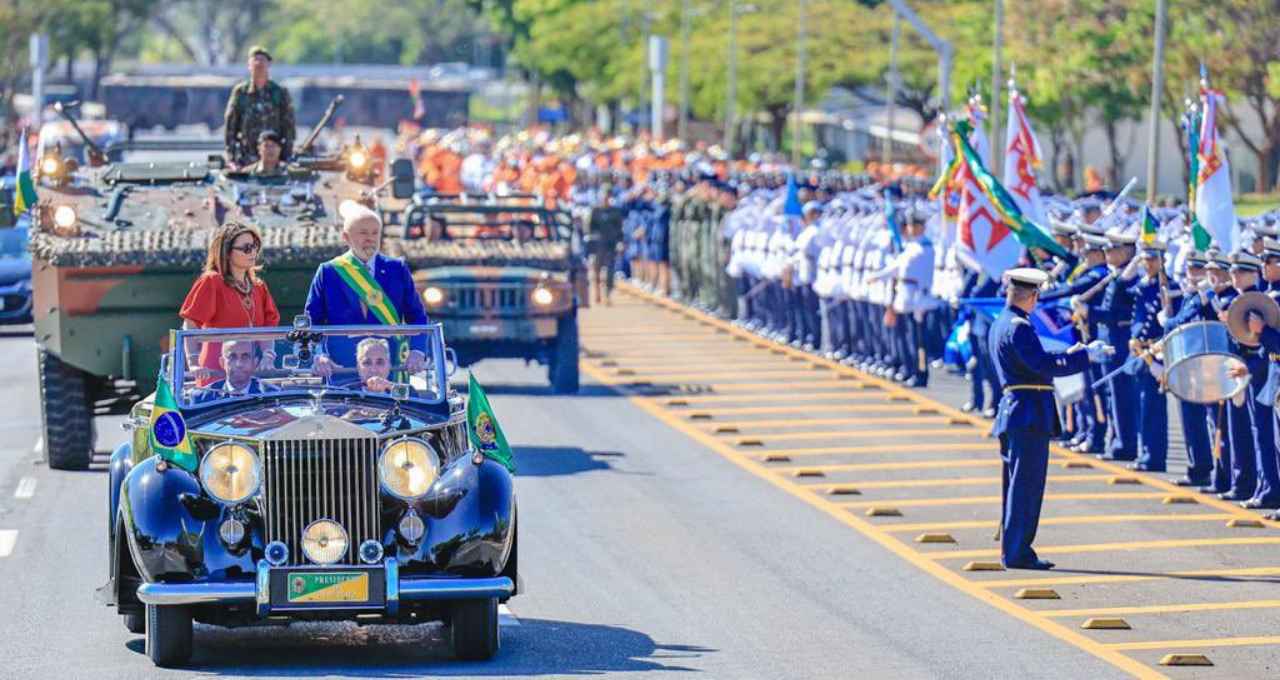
[956,150,1023,278]
[1003,89,1047,226]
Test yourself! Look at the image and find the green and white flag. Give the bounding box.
[12,129,36,217]
[466,373,514,473]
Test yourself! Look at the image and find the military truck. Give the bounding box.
[29,100,416,470]
[388,195,585,394]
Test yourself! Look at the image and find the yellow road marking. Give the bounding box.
[837,492,1167,509]
[577,358,1164,679]
[807,474,1114,491]
[931,536,1280,560]
[621,370,833,382]
[678,404,919,416]
[883,514,1239,533]
[739,428,984,443]
[747,445,995,460]
[606,379,857,392]
[591,358,797,369]
[705,415,954,429]
[980,566,1280,589]
[1108,636,1280,651]
[662,391,884,405]
[1043,599,1280,619]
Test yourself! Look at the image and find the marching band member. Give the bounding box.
[1163,250,1216,488]
[1128,240,1170,472]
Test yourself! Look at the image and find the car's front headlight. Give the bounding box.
[423,286,446,306]
[199,442,262,504]
[378,438,440,500]
[531,286,555,306]
[53,205,77,230]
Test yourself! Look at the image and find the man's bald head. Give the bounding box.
[340,201,383,261]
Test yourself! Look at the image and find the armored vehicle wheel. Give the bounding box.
[123,611,145,634]
[38,349,94,471]
[451,597,500,660]
[549,315,580,394]
[145,604,192,667]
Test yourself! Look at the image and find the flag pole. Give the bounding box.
[1145,0,1168,204]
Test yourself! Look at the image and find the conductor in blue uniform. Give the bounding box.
[991,268,1106,569]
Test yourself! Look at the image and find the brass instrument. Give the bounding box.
[1226,291,1280,347]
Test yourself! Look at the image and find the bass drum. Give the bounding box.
[1162,321,1248,404]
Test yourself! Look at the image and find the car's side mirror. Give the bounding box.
[390,159,415,200]
[444,347,459,377]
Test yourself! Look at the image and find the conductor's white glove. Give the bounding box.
[1086,340,1113,362]
[1149,360,1165,381]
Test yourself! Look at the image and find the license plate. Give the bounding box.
[469,322,500,335]
[285,571,370,604]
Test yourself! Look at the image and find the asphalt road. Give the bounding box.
[0,314,1136,679]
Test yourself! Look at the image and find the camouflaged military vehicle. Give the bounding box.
[29,100,416,470]
[387,195,585,394]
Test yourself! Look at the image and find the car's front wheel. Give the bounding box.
[37,349,94,471]
[145,604,192,667]
[451,597,500,660]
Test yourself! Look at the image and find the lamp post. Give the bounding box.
[791,0,808,167]
[1145,0,1167,203]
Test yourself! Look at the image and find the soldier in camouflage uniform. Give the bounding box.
[224,46,296,169]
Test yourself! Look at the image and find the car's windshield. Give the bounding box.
[414,206,570,242]
[169,323,449,409]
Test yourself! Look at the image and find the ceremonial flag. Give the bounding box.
[12,129,36,217]
[1003,89,1047,226]
[149,377,198,473]
[960,297,1079,351]
[951,120,1068,278]
[1183,106,1213,251]
[1193,88,1238,252]
[883,188,903,252]
[965,97,992,168]
[466,373,514,473]
[783,172,802,217]
[1140,205,1159,245]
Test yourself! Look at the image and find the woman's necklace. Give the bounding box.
[232,275,255,323]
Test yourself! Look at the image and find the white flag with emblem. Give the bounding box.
[956,152,1023,278]
[1194,88,1238,253]
[1003,89,1048,226]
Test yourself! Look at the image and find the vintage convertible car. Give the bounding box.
[100,321,518,667]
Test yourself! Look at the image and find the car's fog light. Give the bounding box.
[358,539,384,564]
[265,540,289,566]
[219,518,246,545]
[302,520,349,565]
[398,512,425,544]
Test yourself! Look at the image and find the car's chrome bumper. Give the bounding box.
[135,559,514,614]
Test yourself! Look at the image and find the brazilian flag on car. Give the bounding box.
[150,378,198,472]
[466,373,514,473]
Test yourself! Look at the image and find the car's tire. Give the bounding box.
[451,597,500,661]
[145,604,192,667]
[38,349,94,471]
[549,314,579,394]
[123,611,145,634]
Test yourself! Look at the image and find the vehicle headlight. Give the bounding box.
[301,519,349,565]
[53,205,77,230]
[423,286,446,306]
[40,156,61,176]
[531,287,555,306]
[378,438,440,500]
[199,442,261,504]
[349,150,368,170]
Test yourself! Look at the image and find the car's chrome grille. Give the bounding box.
[262,437,380,566]
[451,284,527,313]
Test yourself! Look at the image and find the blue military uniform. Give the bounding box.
[1040,244,1109,451]
[1163,251,1216,486]
[962,270,1001,414]
[991,268,1093,569]
[1085,230,1138,460]
[1128,244,1169,472]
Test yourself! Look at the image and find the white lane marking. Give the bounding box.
[0,531,16,557]
[14,477,35,499]
[498,604,520,627]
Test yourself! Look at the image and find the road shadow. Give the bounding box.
[125,617,714,676]
[513,445,627,477]
[1045,567,1280,584]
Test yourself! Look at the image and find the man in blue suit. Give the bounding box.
[194,340,277,403]
[991,268,1105,569]
[305,201,430,373]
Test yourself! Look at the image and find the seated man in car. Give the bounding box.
[195,339,276,402]
[331,337,420,396]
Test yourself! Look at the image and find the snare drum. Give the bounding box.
[1162,321,1248,404]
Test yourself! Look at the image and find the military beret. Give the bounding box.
[248,45,272,61]
[1004,267,1050,289]
[257,129,282,145]
[1229,251,1263,273]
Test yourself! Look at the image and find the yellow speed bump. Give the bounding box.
[865,507,903,517]
[793,469,826,478]
[827,487,861,496]
[667,399,690,406]
[688,413,713,420]
[1081,618,1131,630]
[714,426,740,434]
[1108,476,1141,485]
[1159,654,1213,667]
[762,454,792,463]
[963,561,1005,572]
[736,439,765,447]
[915,533,956,544]
[1227,518,1266,528]
[1163,496,1198,505]
[1062,461,1093,469]
[1015,588,1060,600]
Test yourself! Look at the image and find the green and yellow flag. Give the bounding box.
[12,129,37,217]
[1140,205,1159,245]
[150,377,198,472]
[466,373,514,473]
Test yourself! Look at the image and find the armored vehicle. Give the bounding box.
[102,323,517,666]
[389,195,585,393]
[30,100,416,470]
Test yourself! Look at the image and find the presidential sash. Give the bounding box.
[330,252,411,379]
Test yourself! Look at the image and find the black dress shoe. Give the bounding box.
[1218,491,1251,502]
[1004,559,1055,570]
[1267,512,1280,522]
[1172,478,1210,487]
[1200,486,1228,495]
[982,408,998,419]
[1100,454,1137,463]
[960,403,980,413]
[1241,499,1280,510]
[1127,463,1166,472]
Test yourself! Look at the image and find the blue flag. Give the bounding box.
[959,297,1079,351]
[783,172,802,217]
[883,188,903,252]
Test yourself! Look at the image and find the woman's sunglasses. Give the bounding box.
[230,242,261,254]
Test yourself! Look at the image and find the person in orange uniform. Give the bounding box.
[179,222,282,385]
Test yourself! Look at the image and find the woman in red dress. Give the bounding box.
[179,222,281,384]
